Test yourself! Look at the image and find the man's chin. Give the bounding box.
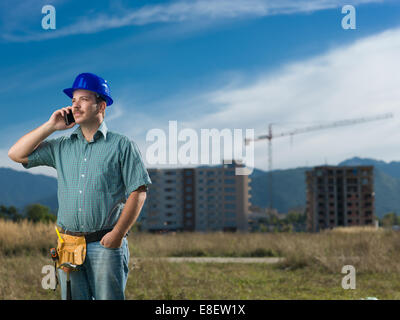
[74,117,84,125]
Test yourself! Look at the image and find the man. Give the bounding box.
[8,72,152,300]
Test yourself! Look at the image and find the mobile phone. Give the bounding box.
[64,111,75,126]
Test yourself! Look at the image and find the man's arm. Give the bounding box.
[8,106,75,163]
[101,185,147,248]
[8,122,56,163]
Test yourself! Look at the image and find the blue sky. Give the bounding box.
[1,0,400,177]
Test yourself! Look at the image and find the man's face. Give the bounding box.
[71,89,103,124]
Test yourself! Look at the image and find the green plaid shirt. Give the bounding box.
[22,120,152,232]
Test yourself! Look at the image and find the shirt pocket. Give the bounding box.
[94,162,121,193]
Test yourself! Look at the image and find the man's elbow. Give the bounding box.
[8,149,17,162]
[8,149,27,164]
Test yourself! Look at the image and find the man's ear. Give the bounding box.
[97,100,106,114]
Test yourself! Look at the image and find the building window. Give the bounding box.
[224,170,235,176]
[225,212,236,218]
[225,203,236,209]
[224,187,235,192]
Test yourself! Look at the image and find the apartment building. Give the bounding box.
[306,165,375,232]
[139,160,251,232]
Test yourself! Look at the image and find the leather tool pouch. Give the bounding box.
[56,233,87,269]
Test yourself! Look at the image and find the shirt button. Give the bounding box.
[81,174,85,178]
[79,208,82,212]
[84,158,87,162]
[79,190,82,194]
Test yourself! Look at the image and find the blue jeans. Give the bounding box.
[57,237,130,300]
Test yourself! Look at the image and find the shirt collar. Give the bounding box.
[70,120,108,142]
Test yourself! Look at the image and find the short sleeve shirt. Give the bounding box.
[22,120,152,232]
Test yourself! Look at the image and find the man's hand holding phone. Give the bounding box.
[48,106,75,131]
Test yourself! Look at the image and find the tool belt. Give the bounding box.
[55,228,113,269]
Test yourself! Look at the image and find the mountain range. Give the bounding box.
[1,157,400,218]
[249,157,400,218]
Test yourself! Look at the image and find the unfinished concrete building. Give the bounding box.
[140,160,251,232]
[306,166,375,232]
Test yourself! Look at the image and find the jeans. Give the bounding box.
[57,237,130,300]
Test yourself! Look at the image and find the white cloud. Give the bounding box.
[142,27,400,171]
[3,25,400,177]
[1,0,382,42]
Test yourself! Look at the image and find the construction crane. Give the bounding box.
[245,112,394,213]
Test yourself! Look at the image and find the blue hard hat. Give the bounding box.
[63,73,113,106]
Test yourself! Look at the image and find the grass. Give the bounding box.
[0,220,399,299]
[125,259,400,300]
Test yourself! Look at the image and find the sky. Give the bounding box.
[1,0,400,178]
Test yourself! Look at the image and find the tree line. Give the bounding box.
[1,203,399,230]
[0,204,56,223]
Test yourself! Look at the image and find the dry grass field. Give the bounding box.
[0,220,399,299]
